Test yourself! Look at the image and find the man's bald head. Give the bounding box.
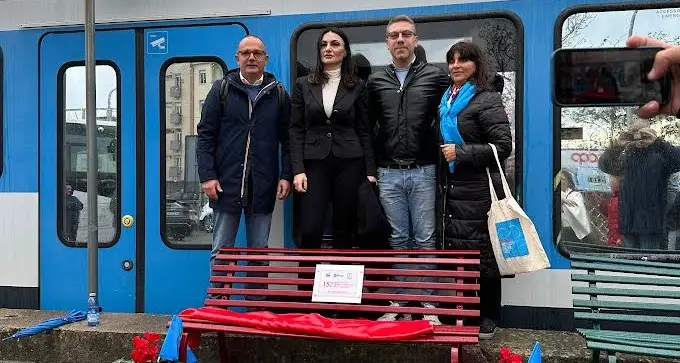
[236,35,268,82]
[238,35,266,52]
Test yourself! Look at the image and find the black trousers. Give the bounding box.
[299,154,364,249]
[479,277,502,322]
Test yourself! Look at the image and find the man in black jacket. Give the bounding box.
[368,15,449,324]
[196,35,292,296]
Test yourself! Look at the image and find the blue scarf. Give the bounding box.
[439,81,476,173]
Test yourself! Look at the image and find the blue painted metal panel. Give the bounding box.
[39,30,137,312]
[0,31,42,192]
[143,25,248,314]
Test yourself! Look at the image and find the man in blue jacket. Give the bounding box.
[196,35,292,294]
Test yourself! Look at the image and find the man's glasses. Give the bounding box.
[237,50,267,59]
[387,31,416,40]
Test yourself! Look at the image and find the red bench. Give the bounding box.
[180,247,482,363]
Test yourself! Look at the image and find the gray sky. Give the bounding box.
[567,7,680,48]
[65,65,117,110]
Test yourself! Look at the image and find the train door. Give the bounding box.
[142,24,247,313]
[39,30,138,312]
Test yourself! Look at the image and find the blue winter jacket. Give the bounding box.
[196,69,292,214]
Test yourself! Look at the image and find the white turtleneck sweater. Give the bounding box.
[322,68,341,118]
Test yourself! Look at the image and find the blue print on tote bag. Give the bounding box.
[495,218,529,259]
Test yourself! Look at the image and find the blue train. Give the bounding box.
[0,0,677,331]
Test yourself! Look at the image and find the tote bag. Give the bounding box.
[486,143,550,276]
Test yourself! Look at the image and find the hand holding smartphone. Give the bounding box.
[552,47,671,108]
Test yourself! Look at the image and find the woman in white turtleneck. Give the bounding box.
[289,27,376,249]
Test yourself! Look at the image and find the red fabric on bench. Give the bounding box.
[179,307,434,341]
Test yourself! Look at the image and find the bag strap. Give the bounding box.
[486,143,513,202]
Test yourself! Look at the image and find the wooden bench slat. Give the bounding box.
[578,329,680,344]
[211,276,479,291]
[205,299,480,317]
[215,254,480,265]
[214,265,481,278]
[182,321,480,344]
[570,254,680,269]
[575,312,680,324]
[573,299,680,312]
[585,341,680,359]
[571,261,680,277]
[208,288,481,305]
[572,286,680,299]
[186,247,481,362]
[221,247,480,256]
[585,335,680,352]
[571,273,680,287]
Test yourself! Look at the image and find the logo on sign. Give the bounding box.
[147,31,168,54]
[570,152,599,164]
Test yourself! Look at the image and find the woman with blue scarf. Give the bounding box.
[436,41,512,340]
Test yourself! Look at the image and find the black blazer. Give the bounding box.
[289,75,376,176]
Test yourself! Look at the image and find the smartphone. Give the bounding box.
[552,47,671,107]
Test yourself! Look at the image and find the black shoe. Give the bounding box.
[479,318,497,340]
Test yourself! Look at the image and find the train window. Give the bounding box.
[292,15,523,245]
[555,6,680,255]
[161,59,226,247]
[59,63,120,246]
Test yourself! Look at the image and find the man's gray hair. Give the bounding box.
[386,15,416,34]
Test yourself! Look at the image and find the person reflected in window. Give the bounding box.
[289,27,376,250]
[414,44,427,63]
[599,176,623,247]
[437,41,512,339]
[599,121,680,250]
[63,183,83,242]
[352,54,372,83]
[560,169,593,244]
[665,172,680,251]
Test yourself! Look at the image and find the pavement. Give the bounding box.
[0,309,678,363]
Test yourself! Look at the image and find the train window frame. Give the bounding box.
[552,1,680,258]
[56,60,122,248]
[159,56,228,250]
[289,12,525,246]
[0,46,3,178]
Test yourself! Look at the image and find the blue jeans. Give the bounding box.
[377,164,437,304]
[210,210,272,299]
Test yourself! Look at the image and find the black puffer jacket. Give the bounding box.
[367,59,449,166]
[437,89,512,279]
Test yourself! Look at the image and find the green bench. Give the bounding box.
[570,254,680,362]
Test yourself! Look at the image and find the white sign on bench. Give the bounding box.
[312,264,365,304]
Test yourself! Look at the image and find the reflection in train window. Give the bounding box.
[162,60,225,247]
[293,16,523,244]
[556,6,680,254]
[59,64,120,246]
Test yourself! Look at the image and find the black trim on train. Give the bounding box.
[0,286,39,309]
[551,0,680,260]
[134,29,146,314]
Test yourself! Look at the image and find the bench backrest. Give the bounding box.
[570,254,680,332]
[208,247,481,325]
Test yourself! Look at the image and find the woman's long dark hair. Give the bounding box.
[308,27,358,88]
[445,41,493,91]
